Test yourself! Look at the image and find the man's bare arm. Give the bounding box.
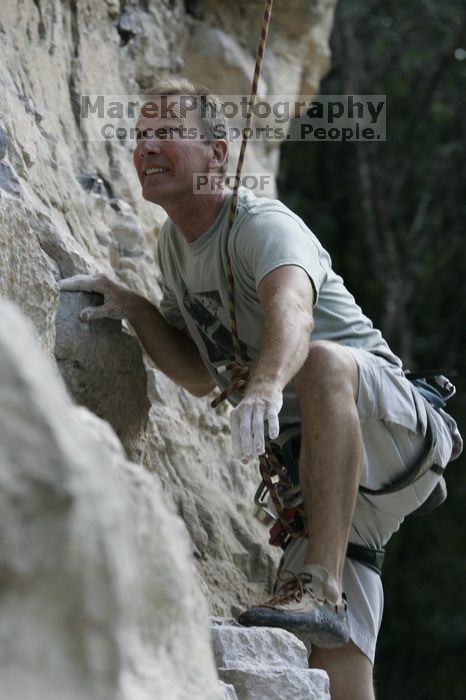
[230,265,314,461]
[59,274,216,397]
[249,265,314,392]
[130,302,216,396]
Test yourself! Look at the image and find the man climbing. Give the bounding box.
[60,78,461,700]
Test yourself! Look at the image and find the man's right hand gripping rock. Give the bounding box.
[59,274,141,322]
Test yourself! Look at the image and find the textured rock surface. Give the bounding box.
[55,289,150,459]
[212,618,330,700]
[220,667,330,700]
[183,0,337,183]
[0,0,336,692]
[220,681,240,700]
[0,299,223,700]
[212,624,309,670]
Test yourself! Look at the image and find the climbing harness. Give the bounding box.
[251,370,458,576]
[357,370,458,517]
[208,0,459,576]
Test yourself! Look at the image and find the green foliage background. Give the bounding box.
[278,1,466,697]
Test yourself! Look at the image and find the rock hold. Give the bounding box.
[219,667,330,700]
[212,625,309,671]
[109,198,144,254]
[0,161,22,196]
[54,289,150,458]
[0,125,9,160]
[212,619,330,700]
[220,681,239,700]
[117,8,140,45]
[77,174,109,196]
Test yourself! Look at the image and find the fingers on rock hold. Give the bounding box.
[79,305,109,322]
[59,273,108,293]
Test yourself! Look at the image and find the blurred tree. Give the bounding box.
[278,0,466,697]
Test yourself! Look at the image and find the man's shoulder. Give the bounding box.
[234,188,313,239]
[158,216,173,239]
[156,216,179,270]
[157,216,179,255]
[236,187,301,220]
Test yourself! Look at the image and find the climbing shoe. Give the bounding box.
[237,564,350,649]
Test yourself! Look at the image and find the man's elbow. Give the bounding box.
[294,295,314,335]
[307,311,315,335]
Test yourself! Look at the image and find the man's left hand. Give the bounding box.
[230,383,283,463]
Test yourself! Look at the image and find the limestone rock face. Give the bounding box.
[212,620,309,670]
[55,288,150,459]
[212,618,330,700]
[183,0,337,186]
[143,367,280,614]
[0,0,336,692]
[0,185,60,356]
[0,300,223,700]
[220,682,240,700]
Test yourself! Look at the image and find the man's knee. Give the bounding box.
[294,340,358,400]
[309,641,375,700]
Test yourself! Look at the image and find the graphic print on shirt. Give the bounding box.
[182,289,251,365]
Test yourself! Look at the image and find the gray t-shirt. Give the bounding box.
[157,187,401,423]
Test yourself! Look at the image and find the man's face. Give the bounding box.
[132,97,216,205]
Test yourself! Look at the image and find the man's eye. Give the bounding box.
[135,126,181,142]
[136,129,152,140]
[156,127,181,139]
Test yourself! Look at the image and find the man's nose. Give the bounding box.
[137,136,163,155]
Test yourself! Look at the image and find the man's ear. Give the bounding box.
[208,140,228,171]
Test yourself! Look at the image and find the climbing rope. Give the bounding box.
[210,0,274,376]
[210,0,306,541]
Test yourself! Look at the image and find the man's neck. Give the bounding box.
[163,189,227,243]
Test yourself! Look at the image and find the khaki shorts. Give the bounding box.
[276,348,460,663]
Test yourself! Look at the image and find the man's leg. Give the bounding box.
[309,641,376,700]
[293,340,363,603]
[238,344,455,686]
[238,339,363,644]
